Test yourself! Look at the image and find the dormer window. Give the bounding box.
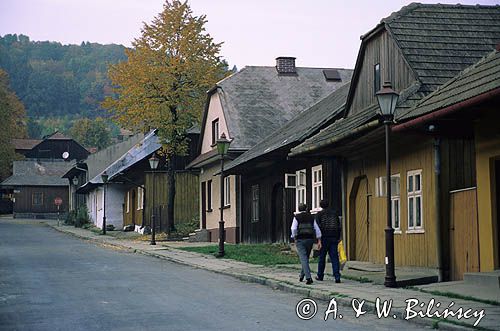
[374,63,381,95]
[211,119,219,145]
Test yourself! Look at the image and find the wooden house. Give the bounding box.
[104,129,200,232]
[0,160,71,218]
[188,57,352,243]
[225,82,353,243]
[18,131,89,160]
[289,3,500,280]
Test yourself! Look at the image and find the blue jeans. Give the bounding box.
[296,238,315,280]
[317,237,340,281]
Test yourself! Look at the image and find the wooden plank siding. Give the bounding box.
[349,30,416,115]
[346,135,437,267]
[13,186,69,215]
[123,187,143,227]
[144,171,199,231]
[241,158,342,243]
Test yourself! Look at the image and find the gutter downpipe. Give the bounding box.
[433,136,444,282]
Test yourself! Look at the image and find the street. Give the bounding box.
[0,219,427,331]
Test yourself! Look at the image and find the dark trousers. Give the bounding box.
[296,238,314,280]
[317,236,340,281]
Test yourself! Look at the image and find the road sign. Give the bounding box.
[54,197,63,206]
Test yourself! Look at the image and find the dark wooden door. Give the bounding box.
[271,183,284,242]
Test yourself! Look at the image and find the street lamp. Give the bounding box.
[149,154,160,245]
[376,81,399,288]
[101,171,109,235]
[217,133,231,257]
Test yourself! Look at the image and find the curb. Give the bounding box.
[48,224,478,331]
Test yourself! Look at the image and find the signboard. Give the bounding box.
[54,197,63,206]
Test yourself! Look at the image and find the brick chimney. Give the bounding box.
[276,57,296,74]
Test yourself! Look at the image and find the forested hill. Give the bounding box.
[0,34,127,118]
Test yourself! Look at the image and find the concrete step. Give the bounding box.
[182,237,190,242]
[464,271,500,288]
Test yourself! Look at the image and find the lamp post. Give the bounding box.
[101,171,108,235]
[72,176,78,212]
[216,133,231,257]
[376,81,399,288]
[149,154,160,245]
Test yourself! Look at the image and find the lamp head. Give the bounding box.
[72,176,78,186]
[101,171,109,184]
[216,133,231,156]
[376,81,399,121]
[149,154,160,170]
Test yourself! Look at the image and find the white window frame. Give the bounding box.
[311,165,323,212]
[251,184,259,222]
[295,169,306,212]
[137,187,144,210]
[390,174,401,233]
[407,169,424,233]
[223,176,230,207]
[126,191,130,213]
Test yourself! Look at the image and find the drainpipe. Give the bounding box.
[432,132,444,282]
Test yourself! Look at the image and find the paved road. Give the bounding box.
[0,219,427,331]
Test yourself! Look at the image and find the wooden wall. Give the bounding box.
[13,186,69,214]
[349,30,416,115]
[123,187,143,227]
[346,136,438,267]
[240,158,342,243]
[144,171,199,231]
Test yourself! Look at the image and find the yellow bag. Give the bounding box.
[338,240,347,270]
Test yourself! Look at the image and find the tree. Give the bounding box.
[0,69,27,180]
[69,117,111,150]
[103,0,227,232]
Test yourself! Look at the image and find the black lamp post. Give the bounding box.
[149,154,160,245]
[101,171,109,235]
[72,176,78,211]
[216,133,231,257]
[376,81,399,288]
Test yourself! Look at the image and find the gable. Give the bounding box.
[200,91,230,155]
[347,29,417,116]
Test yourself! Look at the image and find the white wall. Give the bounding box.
[87,185,127,229]
[201,92,230,154]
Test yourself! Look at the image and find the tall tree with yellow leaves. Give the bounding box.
[103,0,227,232]
[0,69,27,181]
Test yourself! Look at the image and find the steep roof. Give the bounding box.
[11,138,42,150]
[384,3,500,103]
[204,66,353,150]
[226,82,351,172]
[0,160,71,187]
[398,49,500,121]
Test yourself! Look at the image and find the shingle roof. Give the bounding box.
[213,66,353,150]
[384,3,500,102]
[0,160,71,187]
[11,138,42,150]
[398,49,500,121]
[226,82,351,171]
[289,104,379,157]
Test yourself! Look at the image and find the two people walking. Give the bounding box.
[291,200,342,285]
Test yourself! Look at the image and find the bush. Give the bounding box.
[74,205,91,228]
[65,210,77,225]
[169,216,199,239]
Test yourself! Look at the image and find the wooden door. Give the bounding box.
[355,177,369,261]
[450,188,480,280]
[271,183,284,243]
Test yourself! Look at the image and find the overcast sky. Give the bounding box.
[0,0,497,69]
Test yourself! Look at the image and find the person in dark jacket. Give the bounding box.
[315,199,342,283]
[291,203,322,285]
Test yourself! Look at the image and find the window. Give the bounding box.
[211,119,219,145]
[407,170,423,231]
[374,63,381,94]
[284,173,297,188]
[32,192,43,206]
[207,180,212,211]
[375,174,401,231]
[251,185,259,222]
[137,187,144,210]
[126,191,130,213]
[311,165,323,211]
[224,176,231,206]
[295,169,306,211]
